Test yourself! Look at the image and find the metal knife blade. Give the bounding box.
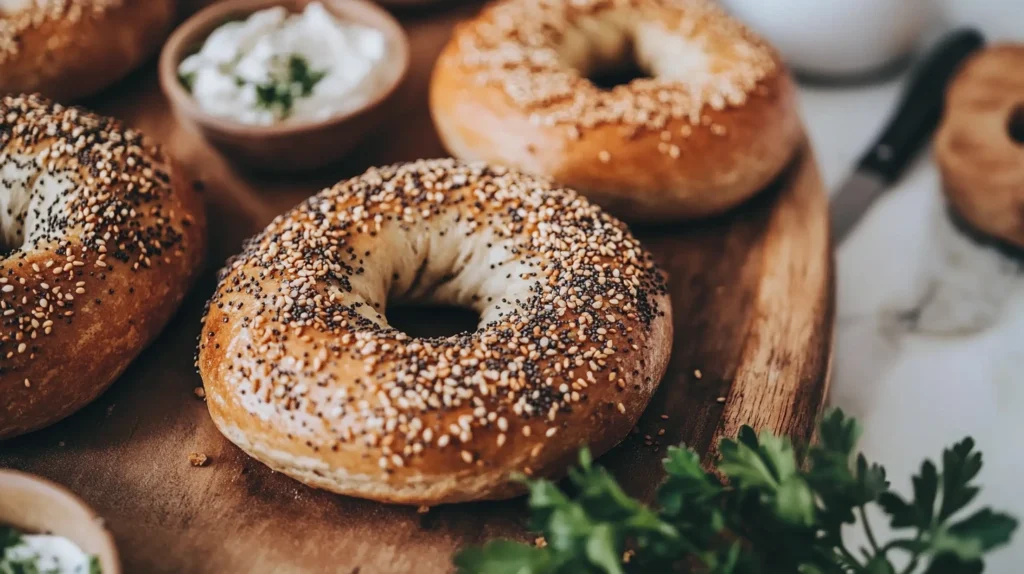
[830,171,888,245]
[830,28,985,245]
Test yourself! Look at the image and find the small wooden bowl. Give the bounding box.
[159,0,410,172]
[0,470,120,573]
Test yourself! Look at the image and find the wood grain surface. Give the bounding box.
[0,2,834,572]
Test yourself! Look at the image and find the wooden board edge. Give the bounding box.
[712,142,835,453]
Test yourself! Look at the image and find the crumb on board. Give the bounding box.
[188,452,209,467]
[694,368,703,379]
[417,505,430,514]
[716,396,727,404]
[193,386,206,399]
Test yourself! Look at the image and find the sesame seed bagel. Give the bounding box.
[935,45,1024,251]
[0,0,175,101]
[197,159,672,505]
[0,94,206,439]
[430,0,802,223]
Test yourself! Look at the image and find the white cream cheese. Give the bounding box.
[178,2,388,125]
[2,532,95,573]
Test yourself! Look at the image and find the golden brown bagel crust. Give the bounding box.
[935,44,1024,249]
[0,94,206,439]
[197,159,672,505]
[0,0,176,101]
[430,0,801,222]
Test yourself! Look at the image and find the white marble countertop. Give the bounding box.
[798,75,1023,569]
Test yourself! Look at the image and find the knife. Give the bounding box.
[830,28,986,245]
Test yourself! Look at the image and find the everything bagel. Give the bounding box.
[0,94,206,439]
[197,159,673,505]
[430,0,801,222]
[0,0,176,101]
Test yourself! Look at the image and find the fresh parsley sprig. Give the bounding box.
[455,409,1017,574]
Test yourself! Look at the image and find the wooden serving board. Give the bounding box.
[0,2,834,572]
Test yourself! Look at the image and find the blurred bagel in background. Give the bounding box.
[0,0,176,101]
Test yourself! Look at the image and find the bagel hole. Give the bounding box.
[0,224,25,257]
[1008,103,1024,145]
[589,61,651,89]
[585,42,651,90]
[588,59,651,90]
[386,304,480,338]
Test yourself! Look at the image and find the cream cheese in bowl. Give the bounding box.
[178,1,388,125]
[1,526,99,573]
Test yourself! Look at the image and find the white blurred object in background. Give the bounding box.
[721,0,934,78]
[937,0,1024,42]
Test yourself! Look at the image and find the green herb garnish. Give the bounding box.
[0,526,38,574]
[0,526,102,574]
[288,54,327,97]
[0,528,21,557]
[178,71,197,92]
[254,82,294,116]
[251,54,327,119]
[455,409,1017,574]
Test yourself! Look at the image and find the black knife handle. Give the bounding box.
[857,28,985,183]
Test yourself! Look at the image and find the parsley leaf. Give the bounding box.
[454,540,552,574]
[921,553,983,574]
[938,439,982,521]
[934,508,1018,559]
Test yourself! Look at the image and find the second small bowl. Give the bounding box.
[159,0,410,172]
[0,470,120,573]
